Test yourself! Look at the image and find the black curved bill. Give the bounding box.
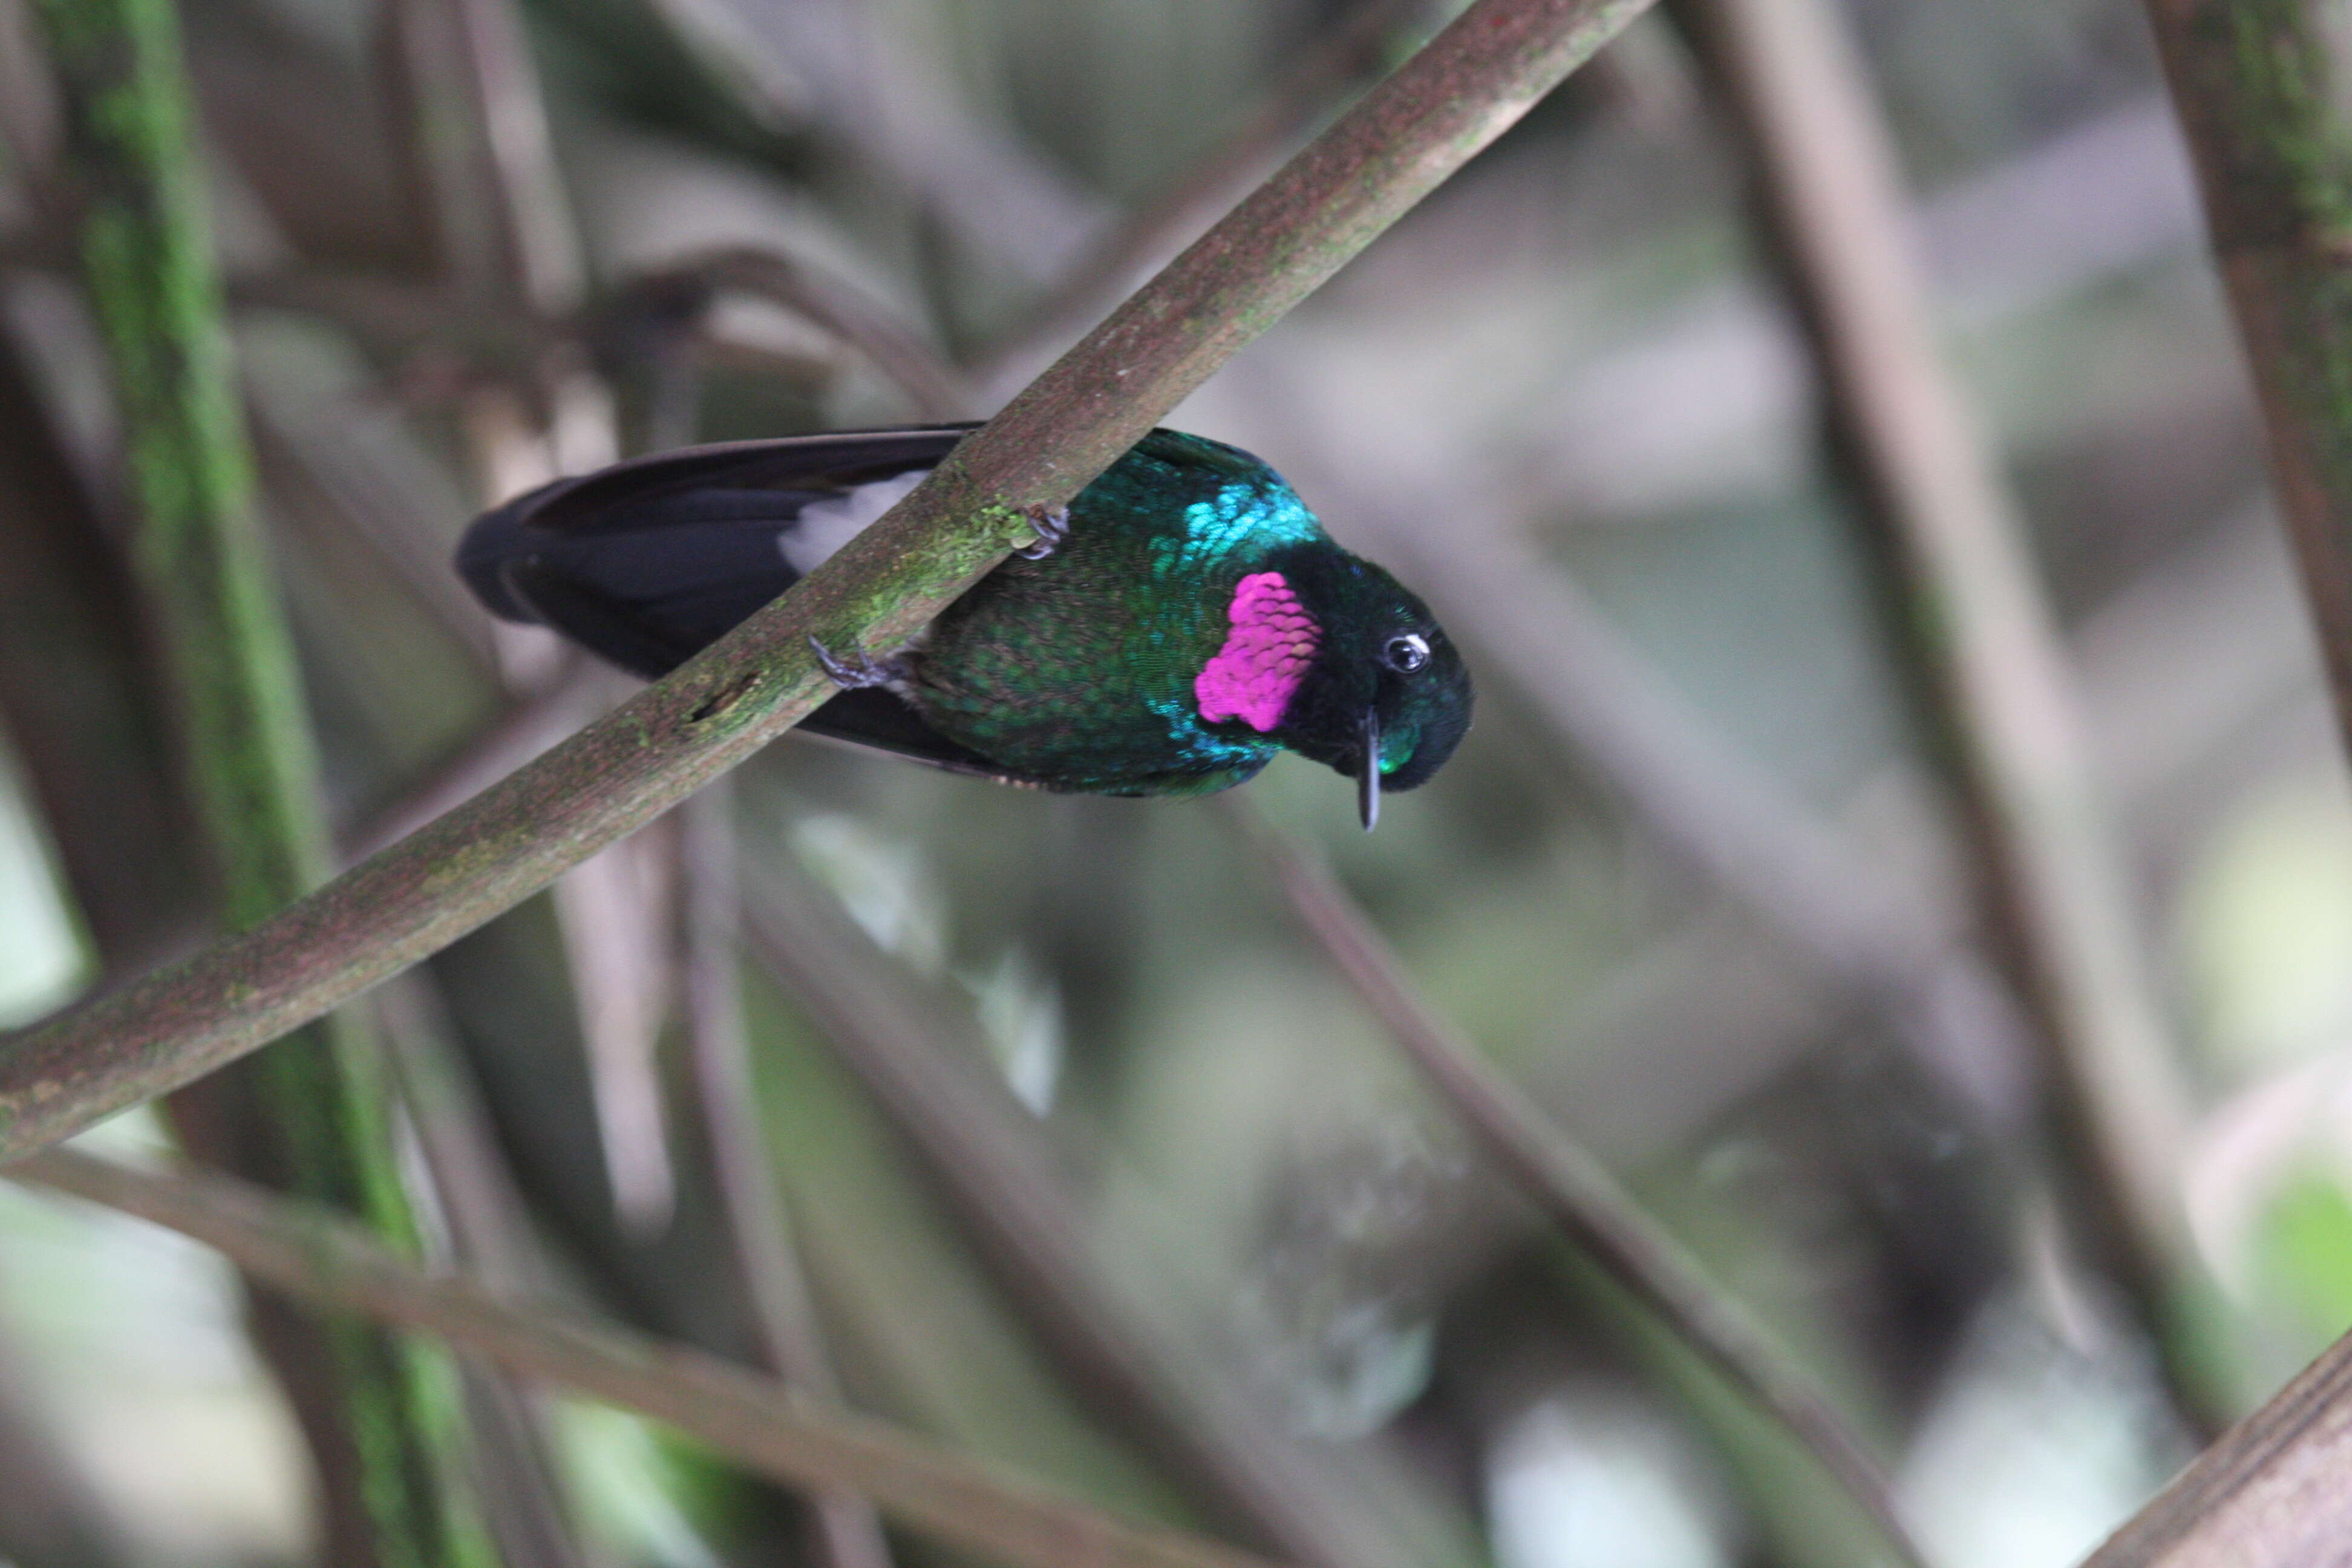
[1359,709,1380,832]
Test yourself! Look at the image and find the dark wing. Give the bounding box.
[454,426,1033,782]
[456,425,978,647]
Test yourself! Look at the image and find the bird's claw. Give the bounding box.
[1013,505,1072,561]
[808,633,904,690]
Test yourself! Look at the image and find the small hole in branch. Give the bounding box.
[689,673,760,724]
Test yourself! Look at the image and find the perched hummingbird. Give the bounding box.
[456,425,1472,827]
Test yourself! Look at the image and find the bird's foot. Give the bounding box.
[1012,504,1071,560]
[808,634,906,690]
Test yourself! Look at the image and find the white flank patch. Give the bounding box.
[778,469,931,574]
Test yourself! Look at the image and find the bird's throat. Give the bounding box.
[1194,570,1320,732]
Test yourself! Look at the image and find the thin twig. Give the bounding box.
[31,0,485,1555]
[0,0,1660,1162]
[1222,800,1928,1568]
[556,820,682,1235]
[1673,0,2197,1302]
[2139,7,2352,767]
[976,0,1436,393]
[10,1146,1290,1568]
[377,976,593,1568]
[740,857,1476,1568]
[1319,463,2037,1130]
[377,0,578,312]
[377,978,544,1289]
[682,785,896,1568]
[0,320,207,975]
[638,247,973,422]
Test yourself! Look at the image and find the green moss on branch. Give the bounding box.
[0,0,1656,1161]
[30,0,488,1558]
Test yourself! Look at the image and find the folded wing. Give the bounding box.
[455,425,1033,781]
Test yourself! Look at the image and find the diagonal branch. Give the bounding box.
[1223,801,1929,1568]
[635,246,975,421]
[2139,0,2352,766]
[8,1146,1285,1568]
[975,0,1440,393]
[32,0,493,1552]
[0,0,1659,1162]
[741,856,1475,1568]
[1671,0,2197,1323]
[681,786,898,1568]
[1322,464,2037,1131]
[2084,1319,2352,1566]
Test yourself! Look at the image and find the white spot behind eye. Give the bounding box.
[1385,633,1430,673]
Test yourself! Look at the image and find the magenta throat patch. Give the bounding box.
[1195,571,1319,732]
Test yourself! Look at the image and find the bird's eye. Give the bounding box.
[1384,633,1430,673]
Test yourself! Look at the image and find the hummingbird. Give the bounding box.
[456,425,1472,828]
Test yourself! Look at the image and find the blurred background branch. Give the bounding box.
[676,783,898,1568]
[0,0,1663,1166]
[1225,800,1927,1567]
[30,0,489,1556]
[9,1145,1290,1568]
[739,849,1479,1568]
[5,0,2352,1558]
[1668,0,2198,1354]
[974,0,1442,394]
[2142,0,2352,763]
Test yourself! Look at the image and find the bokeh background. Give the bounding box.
[0,0,2342,1563]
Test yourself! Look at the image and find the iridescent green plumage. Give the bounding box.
[456,425,1474,820]
[914,432,1317,794]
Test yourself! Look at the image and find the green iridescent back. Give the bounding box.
[906,432,1328,795]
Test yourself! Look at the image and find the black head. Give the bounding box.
[1267,546,1474,828]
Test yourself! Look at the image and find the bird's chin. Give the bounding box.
[1284,702,1386,783]
[1293,737,1367,779]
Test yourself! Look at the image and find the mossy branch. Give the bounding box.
[2144,0,2352,759]
[0,0,1656,1160]
[12,1146,1287,1568]
[30,0,487,1557]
